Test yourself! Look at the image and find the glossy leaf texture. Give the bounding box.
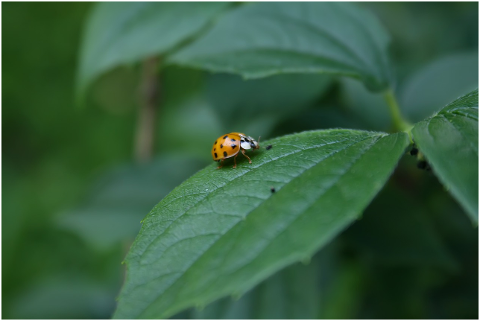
[411,89,478,222]
[114,129,410,318]
[77,2,229,98]
[170,2,392,91]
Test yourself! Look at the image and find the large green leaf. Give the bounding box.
[170,2,392,91]
[77,2,229,97]
[114,129,410,318]
[411,89,478,222]
[340,78,392,131]
[206,73,332,137]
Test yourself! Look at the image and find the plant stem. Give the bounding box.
[383,89,411,133]
[134,57,160,163]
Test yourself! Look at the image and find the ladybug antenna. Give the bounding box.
[258,136,261,143]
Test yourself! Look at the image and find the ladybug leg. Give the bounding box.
[217,159,224,169]
[233,154,238,169]
[241,149,252,163]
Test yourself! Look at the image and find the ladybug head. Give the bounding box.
[254,136,261,149]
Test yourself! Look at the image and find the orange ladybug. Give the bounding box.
[211,132,260,169]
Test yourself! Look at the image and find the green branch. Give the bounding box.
[383,89,412,135]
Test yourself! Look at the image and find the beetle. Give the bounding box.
[211,132,260,169]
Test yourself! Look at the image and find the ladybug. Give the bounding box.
[211,132,260,169]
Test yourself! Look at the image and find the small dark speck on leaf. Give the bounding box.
[266,145,273,150]
[270,187,276,193]
[417,160,431,171]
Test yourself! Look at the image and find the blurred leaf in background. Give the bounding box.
[77,2,231,98]
[57,155,208,251]
[171,2,393,91]
[206,73,332,138]
[400,52,478,122]
[2,1,478,319]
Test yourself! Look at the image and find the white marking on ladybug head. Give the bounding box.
[241,140,251,150]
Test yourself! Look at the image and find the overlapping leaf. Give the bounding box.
[57,156,207,250]
[411,89,478,222]
[170,2,392,91]
[114,129,409,318]
[400,52,478,122]
[77,2,229,98]
[206,73,332,137]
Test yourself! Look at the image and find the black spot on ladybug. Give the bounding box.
[220,144,223,148]
[266,145,272,150]
[410,147,418,156]
[223,151,227,157]
[214,153,218,158]
[223,135,228,139]
[214,141,217,145]
[231,144,237,149]
[214,148,216,151]
[270,187,276,193]
[231,138,236,142]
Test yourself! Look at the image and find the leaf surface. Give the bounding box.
[77,2,229,97]
[114,129,410,318]
[411,89,478,222]
[170,2,392,91]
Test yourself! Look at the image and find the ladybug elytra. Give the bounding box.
[211,132,260,169]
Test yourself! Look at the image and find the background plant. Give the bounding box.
[2,2,478,319]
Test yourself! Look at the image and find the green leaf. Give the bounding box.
[57,156,207,250]
[411,89,478,222]
[114,129,410,318]
[206,73,332,137]
[340,78,392,131]
[400,52,478,122]
[77,2,229,98]
[170,2,392,91]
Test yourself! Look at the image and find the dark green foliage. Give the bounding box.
[412,90,478,221]
[114,130,409,318]
[3,2,477,319]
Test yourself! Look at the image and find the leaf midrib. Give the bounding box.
[133,134,365,263]
[194,135,383,296]
[132,132,382,318]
